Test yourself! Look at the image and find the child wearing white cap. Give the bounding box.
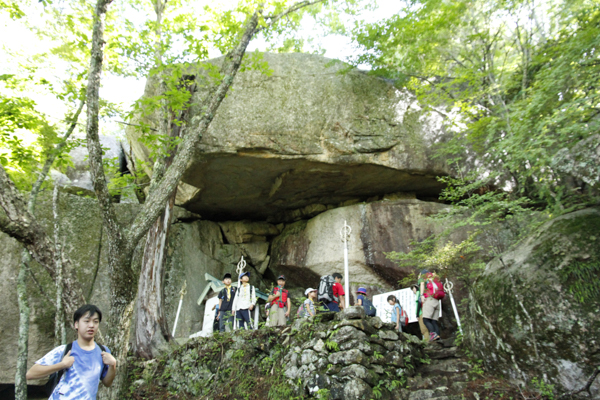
[300,288,318,317]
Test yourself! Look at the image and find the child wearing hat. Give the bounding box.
[300,288,318,317]
[267,275,290,327]
[233,271,256,330]
[356,287,377,316]
[217,273,237,332]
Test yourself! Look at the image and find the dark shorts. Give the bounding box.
[325,301,340,312]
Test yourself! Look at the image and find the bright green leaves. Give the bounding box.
[0,93,68,191]
[0,0,25,19]
[347,0,600,213]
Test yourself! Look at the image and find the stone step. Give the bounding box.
[418,359,470,376]
[408,388,451,400]
[424,346,462,359]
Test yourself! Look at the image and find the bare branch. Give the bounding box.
[115,120,158,132]
[558,366,600,399]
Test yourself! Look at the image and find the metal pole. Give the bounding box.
[444,279,462,335]
[172,280,187,337]
[340,220,352,309]
[253,304,259,330]
[233,256,246,330]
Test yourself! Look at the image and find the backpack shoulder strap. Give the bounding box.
[98,344,107,352]
[56,342,74,383]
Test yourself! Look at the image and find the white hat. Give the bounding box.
[305,288,317,296]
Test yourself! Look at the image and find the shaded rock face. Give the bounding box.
[269,198,468,289]
[467,207,600,396]
[127,52,450,221]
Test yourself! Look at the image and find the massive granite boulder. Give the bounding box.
[127,53,450,221]
[467,207,600,396]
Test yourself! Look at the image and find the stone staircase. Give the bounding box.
[401,336,473,400]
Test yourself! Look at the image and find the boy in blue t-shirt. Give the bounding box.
[26,304,117,400]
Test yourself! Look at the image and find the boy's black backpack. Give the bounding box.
[317,275,335,302]
[45,342,107,396]
[362,298,377,316]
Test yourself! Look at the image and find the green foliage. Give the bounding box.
[325,339,339,352]
[347,0,600,213]
[558,258,600,303]
[388,233,484,284]
[315,388,330,400]
[531,377,555,400]
[0,85,82,190]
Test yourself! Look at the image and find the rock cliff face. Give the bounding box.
[127,53,450,221]
[468,207,600,396]
[0,193,459,384]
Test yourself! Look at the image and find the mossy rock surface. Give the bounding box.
[467,207,600,396]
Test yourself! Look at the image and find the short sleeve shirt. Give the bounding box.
[302,298,315,317]
[332,282,345,303]
[36,341,110,400]
[390,303,402,323]
[218,286,237,312]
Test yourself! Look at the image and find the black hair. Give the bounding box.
[73,304,103,324]
[332,273,343,279]
[387,295,397,303]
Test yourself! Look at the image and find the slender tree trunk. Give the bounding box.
[15,250,31,400]
[53,185,65,347]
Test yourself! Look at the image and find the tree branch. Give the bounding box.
[558,366,600,399]
[0,165,85,317]
[84,0,125,250]
[258,0,327,33]
[125,6,263,252]
[29,98,85,213]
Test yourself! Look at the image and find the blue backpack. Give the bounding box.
[362,297,377,316]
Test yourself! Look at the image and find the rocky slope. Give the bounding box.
[467,207,600,397]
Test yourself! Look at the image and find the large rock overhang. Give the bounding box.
[180,152,447,220]
[127,52,451,220]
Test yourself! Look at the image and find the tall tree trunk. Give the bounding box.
[15,251,31,400]
[134,76,196,358]
[134,194,176,358]
[53,185,65,347]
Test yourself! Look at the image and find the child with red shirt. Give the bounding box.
[267,275,291,327]
[325,273,345,312]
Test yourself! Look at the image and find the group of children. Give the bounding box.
[214,268,443,342]
[299,269,443,342]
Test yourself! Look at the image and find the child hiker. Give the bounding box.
[412,283,429,341]
[233,271,256,330]
[217,273,237,332]
[387,295,404,332]
[267,275,291,327]
[300,288,318,317]
[356,287,377,316]
[26,304,117,399]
